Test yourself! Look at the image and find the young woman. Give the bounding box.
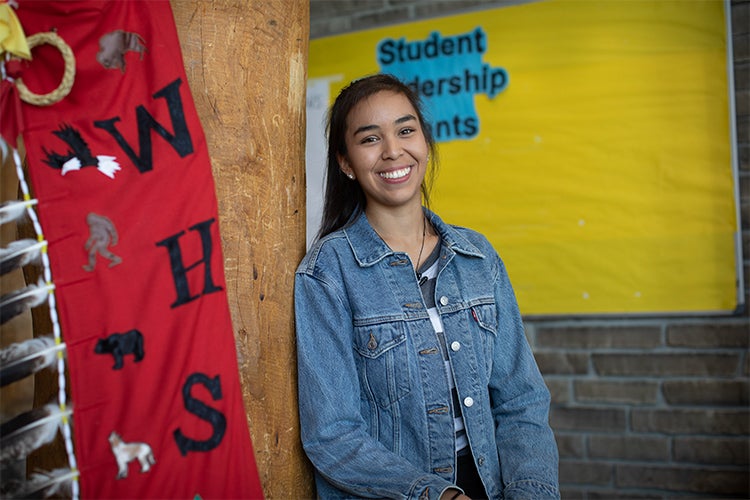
[295,74,559,500]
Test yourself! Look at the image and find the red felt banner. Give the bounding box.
[5,1,263,497]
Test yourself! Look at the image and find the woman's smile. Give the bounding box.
[379,165,413,181]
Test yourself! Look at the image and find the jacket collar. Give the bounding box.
[343,209,486,267]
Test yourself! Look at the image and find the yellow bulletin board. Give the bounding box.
[306,0,742,316]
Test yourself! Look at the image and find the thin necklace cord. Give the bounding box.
[416,215,426,280]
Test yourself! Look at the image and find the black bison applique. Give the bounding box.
[95,329,145,370]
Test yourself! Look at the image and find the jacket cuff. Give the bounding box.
[409,476,455,500]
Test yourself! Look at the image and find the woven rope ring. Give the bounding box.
[15,32,76,106]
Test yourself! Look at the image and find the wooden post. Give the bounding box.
[171,1,313,498]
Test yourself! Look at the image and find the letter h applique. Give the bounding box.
[156,218,223,308]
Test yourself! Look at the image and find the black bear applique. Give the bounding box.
[95,329,144,370]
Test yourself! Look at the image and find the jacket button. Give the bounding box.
[439,296,449,306]
[463,397,474,407]
[478,456,485,466]
[450,341,461,352]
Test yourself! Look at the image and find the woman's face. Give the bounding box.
[337,90,429,214]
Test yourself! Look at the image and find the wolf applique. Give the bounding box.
[108,431,155,479]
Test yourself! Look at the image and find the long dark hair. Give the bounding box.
[316,73,439,239]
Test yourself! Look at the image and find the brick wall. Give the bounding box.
[309,0,750,498]
[531,321,749,498]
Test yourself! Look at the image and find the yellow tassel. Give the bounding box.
[0,2,31,60]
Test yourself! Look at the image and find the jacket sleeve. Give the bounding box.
[489,254,560,500]
[294,268,455,500]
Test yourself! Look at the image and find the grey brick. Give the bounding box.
[732,34,750,74]
[733,2,750,38]
[535,352,589,375]
[535,326,661,349]
[662,379,750,406]
[310,18,351,38]
[616,464,750,496]
[674,436,750,465]
[545,378,571,405]
[738,69,750,116]
[738,115,749,147]
[559,460,613,486]
[739,89,750,118]
[592,353,740,377]
[413,0,514,20]
[310,0,386,18]
[551,407,627,432]
[575,380,658,405]
[351,6,413,31]
[559,487,585,500]
[666,323,749,348]
[556,433,585,459]
[588,491,661,500]
[588,435,669,462]
[631,409,750,435]
[739,143,750,175]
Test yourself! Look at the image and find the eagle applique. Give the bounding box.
[42,124,121,178]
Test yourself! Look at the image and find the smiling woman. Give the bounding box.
[294,74,560,500]
[337,91,429,222]
[316,75,439,240]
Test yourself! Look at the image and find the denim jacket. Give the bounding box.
[295,210,559,500]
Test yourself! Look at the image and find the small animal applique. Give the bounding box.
[108,431,156,479]
[83,213,122,272]
[94,329,144,370]
[97,30,146,73]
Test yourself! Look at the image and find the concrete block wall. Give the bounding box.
[309,0,750,498]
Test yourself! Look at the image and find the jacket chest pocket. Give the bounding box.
[470,303,498,378]
[353,322,412,408]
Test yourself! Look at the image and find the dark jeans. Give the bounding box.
[456,452,488,499]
